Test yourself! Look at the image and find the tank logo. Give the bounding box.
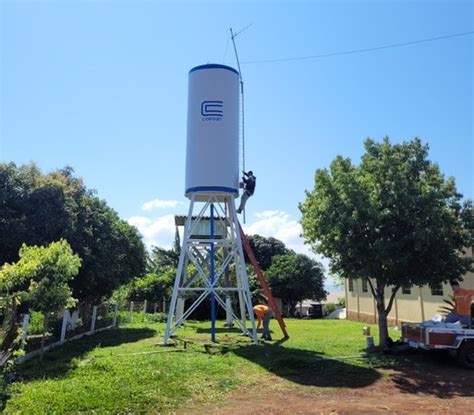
[201,100,223,121]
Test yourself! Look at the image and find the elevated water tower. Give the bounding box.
[163,64,257,343]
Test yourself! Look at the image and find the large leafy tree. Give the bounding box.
[245,234,291,271]
[300,137,474,347]
[266,253,326,316]
[0,163,147,304]
[0,240,81,353]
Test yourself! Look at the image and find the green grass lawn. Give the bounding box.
[3,319,407,414]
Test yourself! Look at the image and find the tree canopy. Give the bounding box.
[0,240,81,351]
[0,163,147,303]
[266,253,326,315]
[245,234,291,271]
[300,137,474,346]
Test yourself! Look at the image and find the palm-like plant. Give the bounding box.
[438,295,455,316]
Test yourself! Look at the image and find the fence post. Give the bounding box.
[20,314,30,348]
[129,301,134,323]
[143,300,147,321]
[154,303,157,314]
[112,304,118,327]
[60,309,69,343]
[90,305,98,333]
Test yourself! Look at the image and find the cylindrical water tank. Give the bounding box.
[185,64,240,200]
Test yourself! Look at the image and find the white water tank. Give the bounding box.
[185,64,240,200]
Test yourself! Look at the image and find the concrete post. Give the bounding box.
[21,314,30,344]
[112,304,118,327]
[129,301,134,323]
[60,309,69,343]
[90,306,98,333]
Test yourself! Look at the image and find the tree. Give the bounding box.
[0,240,81,353]
[300,137,474,347]
[147,228,181,274]
[0,163,147,304]
[128,270,175,304]
[266,253,326,315]
[245,234,291,271]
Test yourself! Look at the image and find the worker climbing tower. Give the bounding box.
[163,64,258,344]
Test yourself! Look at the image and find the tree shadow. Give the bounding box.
[228,342,381,388]
[366,351,474,398]
[15,327,156,382]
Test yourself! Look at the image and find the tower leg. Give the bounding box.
[163,195,258,344]
[229,199,258,342]
[163,197,195,344]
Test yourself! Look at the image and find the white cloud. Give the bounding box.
[245,210,308,255]
[128,215,176,249]
[244,210,341,293]
[141,198,183,211]
[128,209,342,293]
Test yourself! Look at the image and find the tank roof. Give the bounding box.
[189,63,239,76]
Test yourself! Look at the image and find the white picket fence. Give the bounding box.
[0,300,167,365]
[17,304,118,363]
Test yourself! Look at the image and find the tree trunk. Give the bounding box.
[371,282,399,349]
[376,296,389,348]
[1,299,20,353]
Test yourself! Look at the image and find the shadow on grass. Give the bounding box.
[16,327,156,382]
[228,342,381,388]
[366,351,474,398]
[195,327,246,335]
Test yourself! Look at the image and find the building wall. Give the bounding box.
[346,248,474,325]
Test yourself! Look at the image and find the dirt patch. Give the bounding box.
[182,362,474,414]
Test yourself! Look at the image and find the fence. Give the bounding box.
[0,300,168,365]
[16,304,118,363]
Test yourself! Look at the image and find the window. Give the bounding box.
[348,278,354,292]
[362,279,368,293]
[402,286,411,295]
[430,283,444,296]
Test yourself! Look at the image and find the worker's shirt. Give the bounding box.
[244,175,256,195]
[454,288,474,316]
[253,305,269,328]
[253,305,269,319]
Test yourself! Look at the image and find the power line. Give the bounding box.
[241,30,474,65]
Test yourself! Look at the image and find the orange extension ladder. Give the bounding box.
[239,223,289,338]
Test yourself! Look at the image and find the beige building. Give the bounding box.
[345,249,474,325]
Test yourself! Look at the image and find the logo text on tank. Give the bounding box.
[201,101,223,121]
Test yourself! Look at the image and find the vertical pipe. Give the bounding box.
[210,203,216,342]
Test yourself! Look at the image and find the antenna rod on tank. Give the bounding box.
[230,26,248,223]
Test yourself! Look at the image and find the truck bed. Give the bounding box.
[401,322,474,350]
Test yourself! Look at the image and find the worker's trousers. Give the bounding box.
[237,191,252,213]
[262,310,273,339]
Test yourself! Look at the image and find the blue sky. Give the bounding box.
[1,1,473,290]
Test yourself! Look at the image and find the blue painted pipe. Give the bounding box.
[210,203,216,342]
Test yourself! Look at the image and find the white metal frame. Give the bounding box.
[163,193,258,344]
